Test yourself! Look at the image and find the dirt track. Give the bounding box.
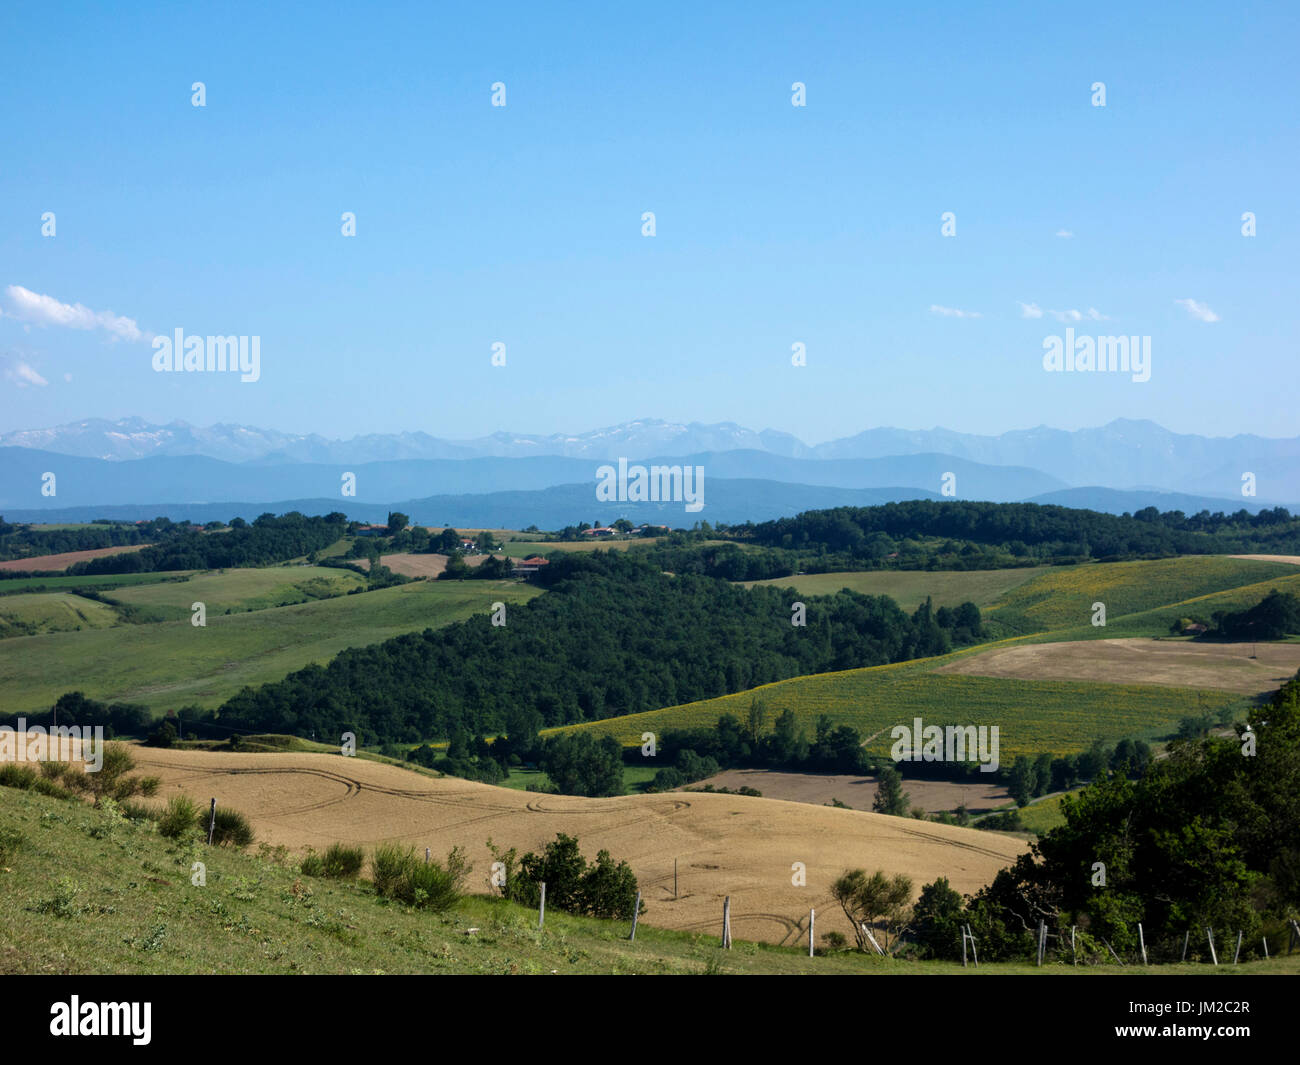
[126,747,1026,946]
[937,637,1300,695]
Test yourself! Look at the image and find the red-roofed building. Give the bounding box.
[513,555,550,579]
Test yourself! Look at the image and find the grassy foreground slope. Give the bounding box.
[1,786,1290,975]
[0,578,539,714]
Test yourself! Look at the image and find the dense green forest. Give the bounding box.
[0,512,347,574]
[663,500,1300,579]
[0,517,161,564]
[68,512,348,574]
[204,551,983,744]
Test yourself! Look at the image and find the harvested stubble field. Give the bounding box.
[937,637,1300,696]
[124,745,1027,947]
[0,543,150,572]
[352,552,501,577]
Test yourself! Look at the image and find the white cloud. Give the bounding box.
[1055,229,1074,238]
[1019,301,1108,322]
[2,357,48,387]
[2,284,148,342]
[930,304,982,318]
[1174,298,1220,323]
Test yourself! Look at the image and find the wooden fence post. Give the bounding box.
[538,881,546,929]
[674,858,678,900]
[628,891,641,941]
[1036,921,1046,966]
[1206,927,1218,965]
[1138,923,1147,966]
[1233,930,1243,964]
[206,798,217,845]
[1181,929,1189,962]
[966,924,979,967]
[424,847,430,864]
[1263,936,1269,959]
[962,927,968,968]
[1100,937,1124,965]
[1071,925,1077,966]
[722,896,732,949]
[808,909,815,957]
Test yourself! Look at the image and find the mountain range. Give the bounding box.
[0,416,1294,524]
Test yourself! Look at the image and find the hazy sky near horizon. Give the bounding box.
[2,1,1296,444]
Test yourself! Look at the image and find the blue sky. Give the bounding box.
[2,1,1296,444]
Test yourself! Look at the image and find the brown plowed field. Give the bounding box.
[0,544,150,572]
[937,637,1300,695]
[125,746,1026,946]
[690,769,1013,814]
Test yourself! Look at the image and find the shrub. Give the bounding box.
[138,776,161,797]
[33,777,73,800]
[158,795,200,839]
[302,842,364,879]
[201,806,254,847]
[119,800,158,823]
[370,842,411,897]
[504,833,642,920]
[370,843,468,911]
[0,764,37,790]
[38,760,69,781]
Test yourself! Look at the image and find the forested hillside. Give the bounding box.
[207,552,983,743]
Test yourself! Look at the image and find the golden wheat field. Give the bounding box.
[937,638,1300,696]
[122,745,1026,947]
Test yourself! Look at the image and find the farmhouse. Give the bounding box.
[513,555,549,579]
[583,526,617,537]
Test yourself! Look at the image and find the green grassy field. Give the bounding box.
[744,566,1053,612]
[0,592,120,637]
[1,785,1288,975]
[551,645,1247,761]
[497,764,660,794]
[107,565,365,621]
[0,578,540,715]
[1014,791,1073,835]
[985,556,1298,634]
[0,571,191,596]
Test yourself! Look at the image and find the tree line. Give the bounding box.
[65,512,348,574]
